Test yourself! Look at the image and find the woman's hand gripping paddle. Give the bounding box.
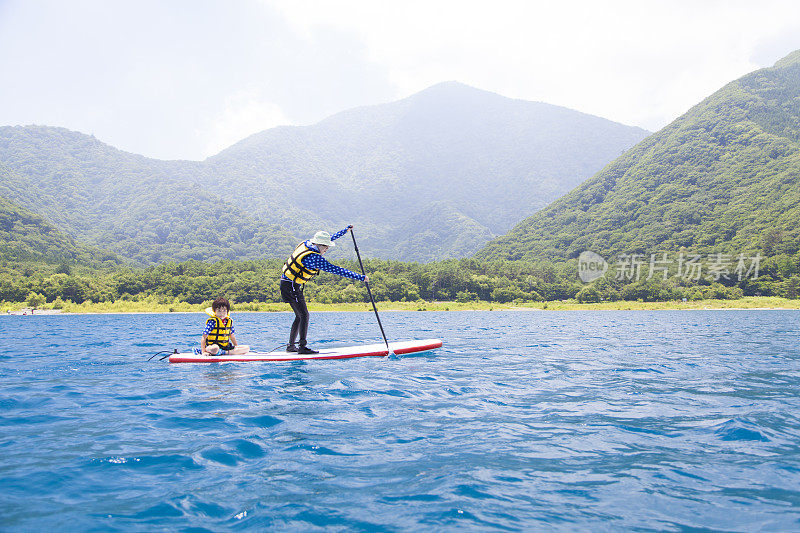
[349,226,396,358]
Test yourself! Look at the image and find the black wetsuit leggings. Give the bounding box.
[280,279,309,348]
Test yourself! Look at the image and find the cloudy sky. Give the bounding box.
[0,0,798,160]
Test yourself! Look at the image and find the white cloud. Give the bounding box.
[198,88,293,158]
[2,0,799,158]
[270,0,800,130]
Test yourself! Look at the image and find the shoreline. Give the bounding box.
[4,297,800,314]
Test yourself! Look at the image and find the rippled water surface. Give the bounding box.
[2,310,800,531]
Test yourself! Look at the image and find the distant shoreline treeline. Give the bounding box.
[6,251,800,309]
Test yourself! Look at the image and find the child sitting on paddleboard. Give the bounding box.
[281,225,368,354]
[199,297,250,356]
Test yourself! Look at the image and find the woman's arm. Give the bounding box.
[330,225,353,242]
[303,253,365,281]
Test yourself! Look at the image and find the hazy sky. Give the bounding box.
[1,0,798,160]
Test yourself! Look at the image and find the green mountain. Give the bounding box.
[204,82,649,261]
[0,129,296,264]
[478,50,800,263]
[0,166,116,263]
[0,82,648,263]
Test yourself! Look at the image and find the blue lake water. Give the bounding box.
[2,310,800,531]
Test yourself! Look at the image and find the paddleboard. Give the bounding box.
[169,338,442,363]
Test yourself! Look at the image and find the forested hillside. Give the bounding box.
[0,83,648,263]
[0,131,296,264]
[0,167,117,264]
[205,82,649,260]
[478,50,800,263]
[5,55,800,308]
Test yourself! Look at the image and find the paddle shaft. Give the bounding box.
[349,228,392,354]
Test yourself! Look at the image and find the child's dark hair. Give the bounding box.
[211,297,230,312]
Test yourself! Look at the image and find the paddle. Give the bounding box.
[349,226,395,358]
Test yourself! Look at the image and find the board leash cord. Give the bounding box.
[147,349,178,361]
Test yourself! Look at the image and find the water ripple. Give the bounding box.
[2,310,800,530]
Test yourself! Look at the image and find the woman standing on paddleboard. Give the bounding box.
[280,225,368,354]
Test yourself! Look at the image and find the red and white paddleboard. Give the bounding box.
[169,338,442,363]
